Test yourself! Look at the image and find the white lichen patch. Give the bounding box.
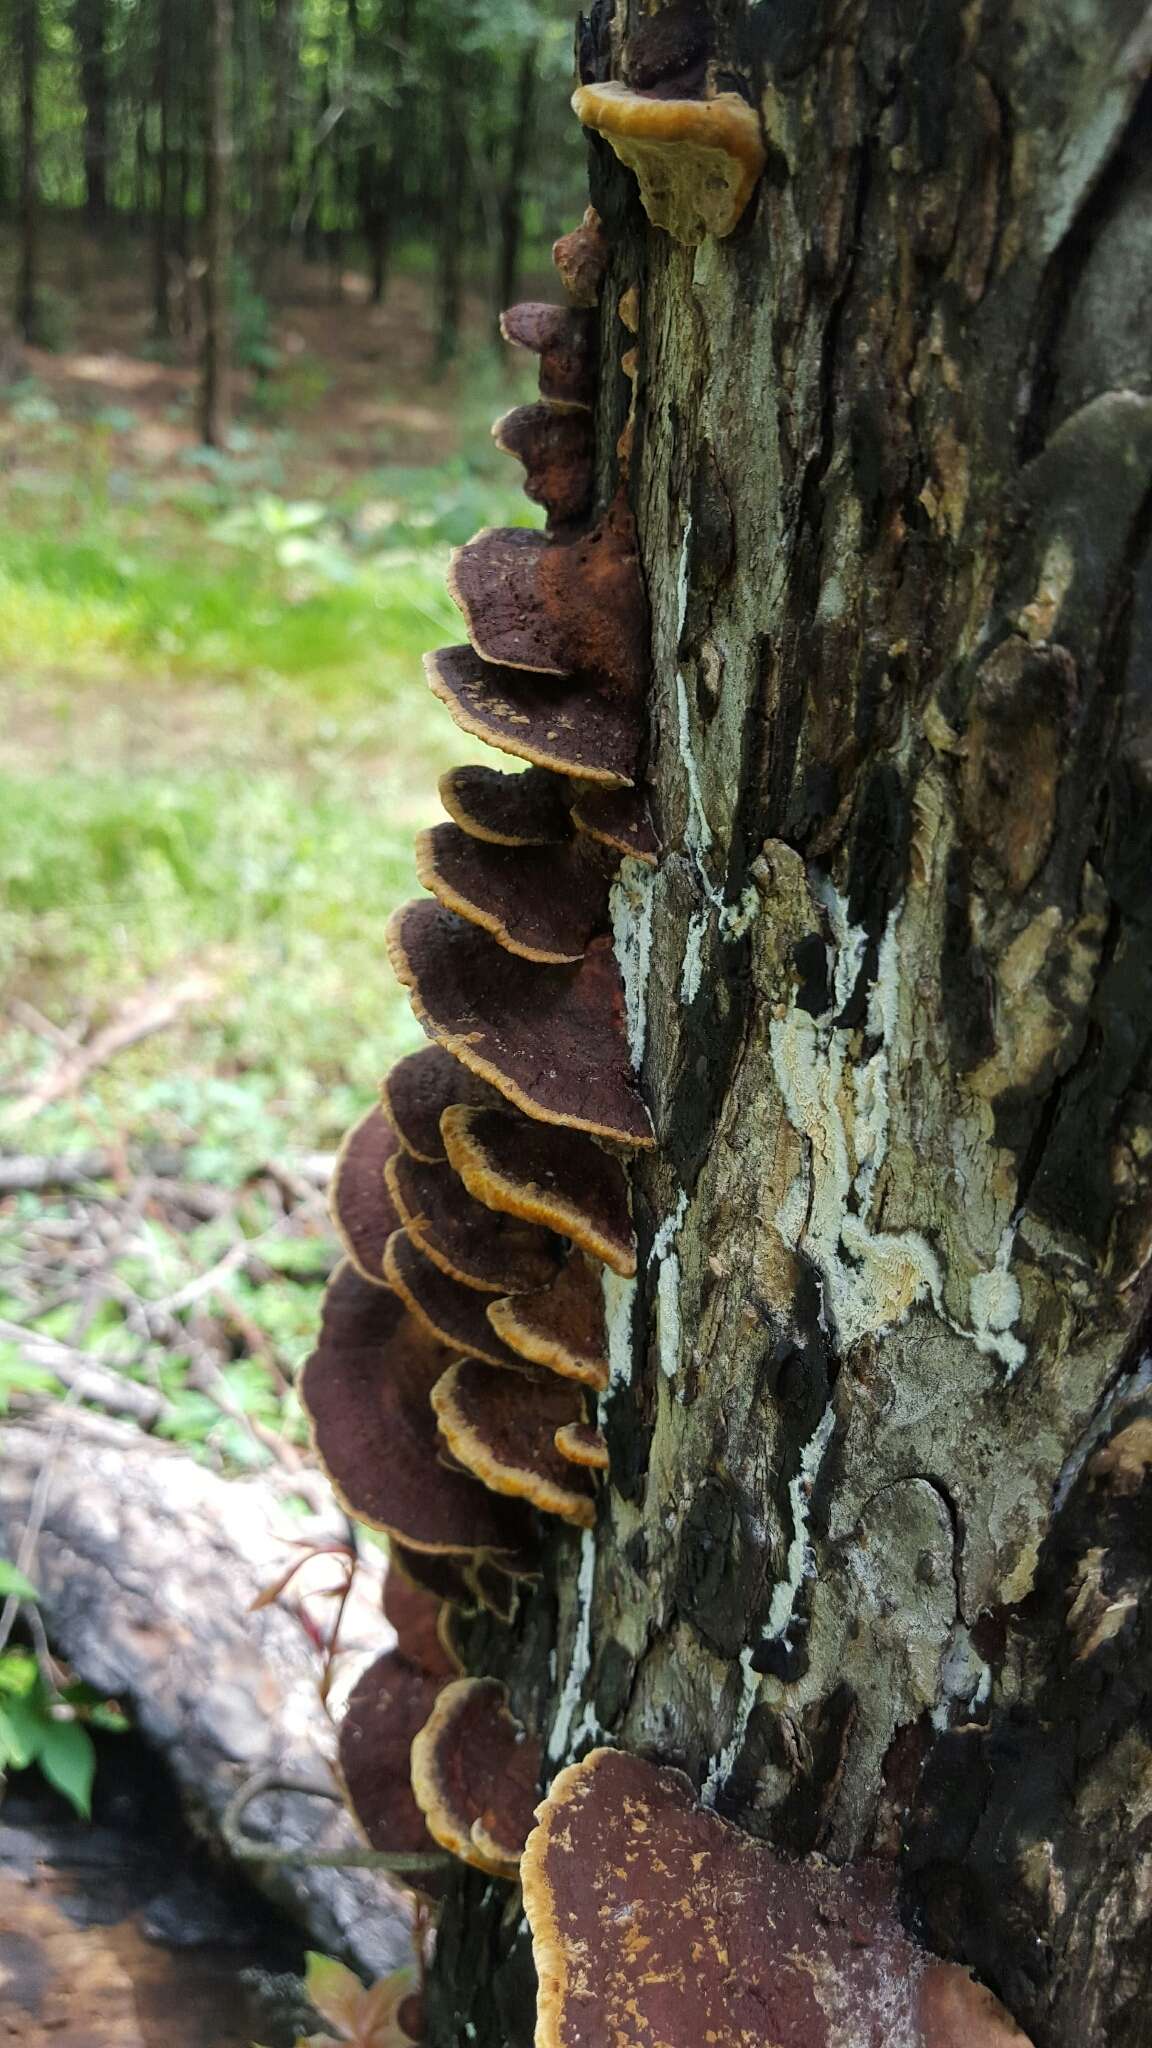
[547,1523,599,1763]
[764,1400,837,1642]
[676,668,714,860]
[768,884,1027,1373]
[601,1268,639,1399]
[701,1645,760,1806]
[680,907,710,1003]
[610,857,656,1066]
[649,1192,689,1384]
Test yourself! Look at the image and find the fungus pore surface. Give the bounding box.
[570,82,767,244]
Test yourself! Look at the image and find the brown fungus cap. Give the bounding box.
[381,1043,500,1165]
[382,1564,459,1680]
[424,646,642,788]
[386,901,652,1149]
[522,1747,1034,2048]
[441,1105,636,1278]
[554,1420,609,1471]
[492,402,594,528]
[386,1147,561,1295]
[499,302,597,406]
[552,207,608,306]
[570,83,766,245]
[329,1104,403,1283]
[384,1226,534,1372]
[410,1677,542,1878]
[488,1250,610,1391]
[338,1650,443,1868]
[300,1262,533,1558]
[388,1539,475,1609]
[569,784,659,867]
[447,504,647,696]
[430,1358,595,1527]
[415,823,610,965]
[438,763,572,847]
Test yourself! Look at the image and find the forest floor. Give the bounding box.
[0,222,543,1469]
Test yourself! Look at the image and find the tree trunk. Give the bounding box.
[73,0,109,228]
[423,3,1152,2045]
[151,0,172,341]
[432,46,466,373]
[201,0,234,447]
[15,0,39,345]
[493,42,537,332]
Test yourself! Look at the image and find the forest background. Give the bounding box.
[0,0,585,1469]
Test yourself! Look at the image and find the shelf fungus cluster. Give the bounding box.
[301,207,653,1892]
[522,1749,1035,2048]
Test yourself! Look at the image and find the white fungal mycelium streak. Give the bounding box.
[610,856,656,1067]
[763,1400,837,1642]
[649,1191,688,1384]
[768,886,1027,1374]
[679,908,709,1004]
[547,1522,599,1763]
[701,1646,760,1806]
[601,1268,638,1402]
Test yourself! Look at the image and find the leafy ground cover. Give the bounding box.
[0,232,541,1465]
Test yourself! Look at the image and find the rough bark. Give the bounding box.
[423,3,1152,2045]
[0,1408,412,1981]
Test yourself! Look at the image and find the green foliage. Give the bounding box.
[0,1568,127,1820]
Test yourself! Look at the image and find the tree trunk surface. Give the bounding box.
[424,4,1152,2046]
[201,0,234,447]
[0,1408,412,1982]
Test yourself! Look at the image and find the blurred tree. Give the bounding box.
[201,0,233,444]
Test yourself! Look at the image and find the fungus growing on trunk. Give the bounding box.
[487,1250,610,1390]
[382,1043,500,1165]
[441,1105,636,1277]
[551,206,607,306]
[522,1748,1033,2048]
[499,302,597,406]
[387,1540,474,1610]
[386,902,653,1147]
[336,1649,443,1867]
[569,784,659,866]
[425,646,643,787]
[447,502,647,696]
[492,403,594,527]
[385,1148,561,1294]
[570,82,767,244]
[430,1358,596,1526]
[409,1677,542,1878]
[414,823,611,964]
[438,763,572,847]
[553,1419,609,1470]
[382,1563,458,1680]
[384,1226,535,1372]
[300,1263,532,1558]
[329,1104,403,1283]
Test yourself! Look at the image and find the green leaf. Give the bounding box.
[0,1649,39,1697]
[0,1695,45,1770]
[0,1559,38,1600]
[304,1952,365,2035]
[36,1716,96,1818]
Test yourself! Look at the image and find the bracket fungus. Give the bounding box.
[414,822,611,965]
[387,1539,475,1611]
[386,902,653,1147]
[553,1419,609,1470]
[383,1226,535,1373]
[487,1250,610,1391]
[430,1358,596,1527]
[424,646,644,787]
[447,504,647,697]
[551,206,607,307]
[386,1147,561,1295]
[440,1105,636,1277]
[522,1748,1033,2048]
[571,82,767,245]
[568,784,659,866]
[329,1104,403,1284]
[499,302,598,406]
[381,1043,500,1165]
[438,763,572,847]
[492,402,595,528]
[337,1649,444,1870]
[301,1262,533,1558]
[382,1564,459,1681]
[410,1677,542,1879]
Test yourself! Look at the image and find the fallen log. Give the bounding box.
[0,1405,411,1980]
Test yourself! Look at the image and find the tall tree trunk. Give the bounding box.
[493,41,537,331]
[423,3,1152,2045]
[16,0,39,346]
[257,0,294,292]
[201,0,234,447]
[151,0,172,340]
[73,0,109,229]
[433,46,466,373]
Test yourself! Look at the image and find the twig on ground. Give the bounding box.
[0,1318,167,1425]
[222,1768,450,1875]
[5,971,218,1125]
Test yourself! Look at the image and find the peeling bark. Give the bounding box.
[425,4,1152,2043]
